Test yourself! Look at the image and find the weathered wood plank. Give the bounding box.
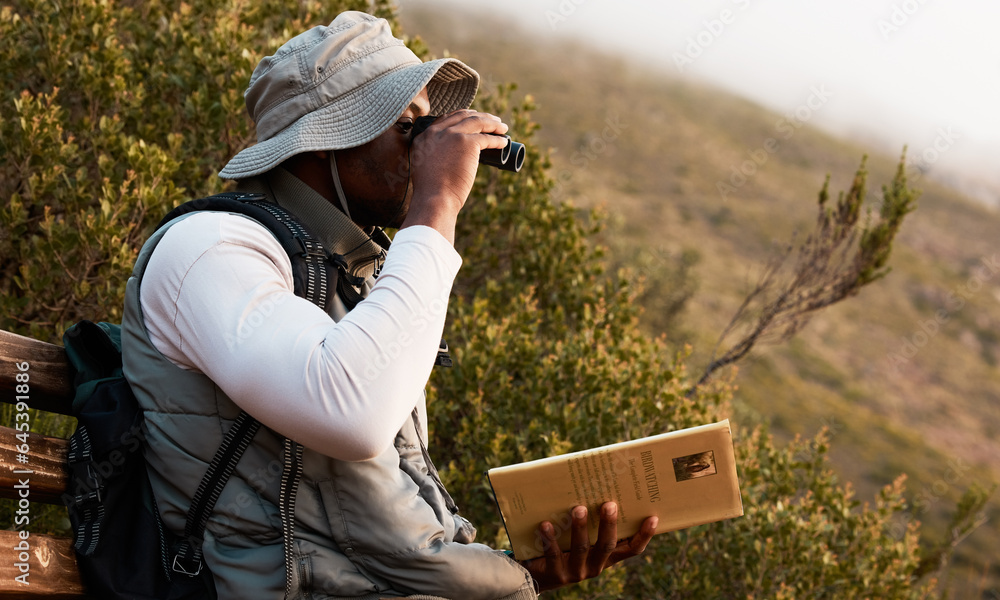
[0,330,74,416]
[0,530,88,598]
[0,426,69,505]
[0,331,91,597]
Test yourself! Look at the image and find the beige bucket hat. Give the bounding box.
[219,11,479,180]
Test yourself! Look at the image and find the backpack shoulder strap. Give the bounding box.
[158,191,339,311]
[157,192,333,592]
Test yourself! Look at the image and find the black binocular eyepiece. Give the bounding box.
[411,115,525,173]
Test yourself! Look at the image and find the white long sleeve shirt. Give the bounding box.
[139,211,461,462]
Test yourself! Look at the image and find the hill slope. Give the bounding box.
[400,4,999,593]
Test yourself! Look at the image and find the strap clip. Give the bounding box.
[68,464,103,508]
[172,553,204,577]
[294,236,327,260]
[435,339,453,368]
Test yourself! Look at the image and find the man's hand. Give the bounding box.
[520,502,658,592]
[403,109,509,243]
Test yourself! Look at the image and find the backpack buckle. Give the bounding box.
[294,236,327,260]
[67,463,103,509]
[434,339,453,368]
[329,254,365,288]
[172,554,203,577]
[73,489,102,507]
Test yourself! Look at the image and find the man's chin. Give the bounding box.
[384,196,410,229]
[386,213,407,230]
[353,201,408,230]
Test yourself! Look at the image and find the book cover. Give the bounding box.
[486,420,743,560]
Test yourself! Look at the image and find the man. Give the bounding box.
[121,11,655,599]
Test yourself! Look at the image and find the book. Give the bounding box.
[486,420,743,560]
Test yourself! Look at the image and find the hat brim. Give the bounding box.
[219,58,478,180]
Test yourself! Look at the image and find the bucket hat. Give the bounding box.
[219,11,479,179]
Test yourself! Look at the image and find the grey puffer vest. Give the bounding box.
[121,178,536,600]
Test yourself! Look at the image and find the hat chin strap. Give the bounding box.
[328,151,352,221]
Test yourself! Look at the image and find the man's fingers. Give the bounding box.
[540,522,563,562]
[524,509,658,592]
[427,109,504,129]
[568,506,590,579]
[436,109,507,133]
[594,502,619,551]
[628,515,658,554]
[607,515,659,568]
[539,521,569,587]
[587,502,619,575]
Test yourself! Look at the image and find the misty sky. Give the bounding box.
[415,0,1000,197]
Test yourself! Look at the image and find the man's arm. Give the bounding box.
[139,211,461,461]
[401,109,509,244]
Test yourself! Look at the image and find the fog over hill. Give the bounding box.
[409,0,1000,207]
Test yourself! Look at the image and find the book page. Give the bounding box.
[487,420,742,560]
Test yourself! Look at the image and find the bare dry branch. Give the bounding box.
[689,151,918,395]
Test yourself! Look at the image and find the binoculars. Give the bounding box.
[411,115,525,173]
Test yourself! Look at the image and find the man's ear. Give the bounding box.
[282,150,328,171]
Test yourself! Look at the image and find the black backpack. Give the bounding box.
[63,319,215,599]
[61,192,394,598]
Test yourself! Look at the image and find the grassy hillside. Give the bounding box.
[401,4,1000,595]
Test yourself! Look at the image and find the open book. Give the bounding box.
[486,420,743,560]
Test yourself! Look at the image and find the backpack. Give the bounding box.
[61,192,398,598]
[63,319,216,599]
